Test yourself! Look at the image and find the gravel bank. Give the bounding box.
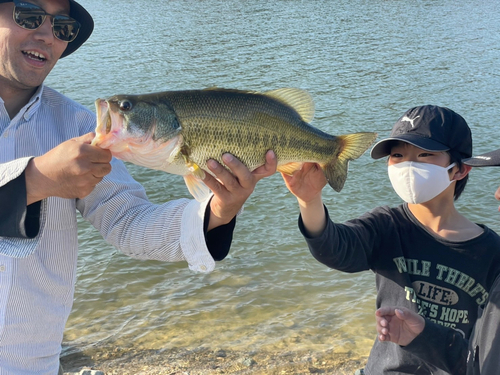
[61,346,367,375]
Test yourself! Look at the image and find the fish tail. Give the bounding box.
[323,132,377,192]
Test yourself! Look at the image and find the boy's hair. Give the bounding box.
[449,151,468,201]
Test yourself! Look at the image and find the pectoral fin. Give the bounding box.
[184,174,211,202]
[180,148,211,201]
[186,160,206,180]
[277,162,304,176]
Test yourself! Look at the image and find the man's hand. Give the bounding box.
[203,150,277,231]
[25,133,112,204]
[375,306,425,346]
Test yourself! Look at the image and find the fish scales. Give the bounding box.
[162,90,339,170]
[92,88,377,201]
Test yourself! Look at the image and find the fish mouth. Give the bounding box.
[96,99,111,133]
[92,99,125,149]
[92,99,108,146]
[91,98,178,167]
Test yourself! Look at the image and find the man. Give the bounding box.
[376,147,500,375]
[0,0,277,373]
[282,105,500,374]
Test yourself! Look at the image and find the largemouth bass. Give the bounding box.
[92,88,377,201]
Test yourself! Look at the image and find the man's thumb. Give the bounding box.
[74,132,96,144]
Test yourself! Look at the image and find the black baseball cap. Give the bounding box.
[0,0,94,58]
[371,105,473,160]
[463,149,500,167]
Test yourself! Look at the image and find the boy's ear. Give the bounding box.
[453,164,472,181]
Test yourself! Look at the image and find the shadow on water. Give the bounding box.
[60,346,95,372]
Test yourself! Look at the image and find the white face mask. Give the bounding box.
[388,161,456,204]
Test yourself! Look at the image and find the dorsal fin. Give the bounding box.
[201,87,315,123]
[264,88,315,123]
[202,87,260,94]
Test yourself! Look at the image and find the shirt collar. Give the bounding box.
[21,85,44,121]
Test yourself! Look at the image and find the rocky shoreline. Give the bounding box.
[61,346,367,375]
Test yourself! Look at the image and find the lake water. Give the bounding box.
[46,0,500,366]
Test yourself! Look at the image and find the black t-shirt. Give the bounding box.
[401,275,500,375]
[465,274,500,375]
[300,204,500,375]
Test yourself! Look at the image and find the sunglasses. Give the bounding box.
[12,1,81,43]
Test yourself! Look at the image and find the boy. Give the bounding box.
[282,105,500,374]
[376,147,500,375]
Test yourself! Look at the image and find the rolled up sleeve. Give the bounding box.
[0,157,41,239]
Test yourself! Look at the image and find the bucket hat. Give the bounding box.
[0,0,94,58]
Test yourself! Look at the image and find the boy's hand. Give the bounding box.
[376,306,425,346]
[281,162,327,205]
[281,163,327,237]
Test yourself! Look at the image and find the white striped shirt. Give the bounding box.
[0,85,218,374]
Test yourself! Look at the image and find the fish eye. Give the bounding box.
[119,100,133,111]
